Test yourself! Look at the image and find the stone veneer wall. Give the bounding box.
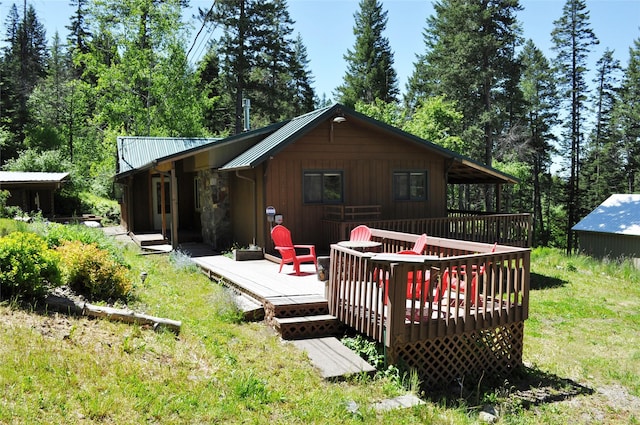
[198,169,231,250]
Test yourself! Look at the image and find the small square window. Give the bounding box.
[304,170,344,204]
[393,171,427,201]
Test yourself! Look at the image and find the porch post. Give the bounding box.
[496,183,502,212]
[160,173,167,238]
[171,163,179,249]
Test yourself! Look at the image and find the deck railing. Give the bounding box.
[322,212,532,248]
[327,229,530,385]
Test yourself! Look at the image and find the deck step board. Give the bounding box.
[291,337,376,379]
[273,314,343,340]
[264,295,329,319]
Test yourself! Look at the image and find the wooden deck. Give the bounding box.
[180,242,324,302]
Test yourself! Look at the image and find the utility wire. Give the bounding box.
[187,0,216,62]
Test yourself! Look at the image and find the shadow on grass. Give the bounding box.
[529,272,567,290]
[422,365,594,411]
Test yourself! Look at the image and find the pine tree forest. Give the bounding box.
[0,0,638,251]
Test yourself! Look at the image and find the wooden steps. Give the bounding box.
[264,294,343,340]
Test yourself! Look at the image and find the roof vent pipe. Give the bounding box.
[243,98,251,132]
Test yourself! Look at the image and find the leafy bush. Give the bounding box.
[0,232,62,300]
[35,222,126,266]
[0,190,22,219]
[0,218,29,237]
[56,240,132,301]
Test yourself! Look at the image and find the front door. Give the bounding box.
[152,176,172,231]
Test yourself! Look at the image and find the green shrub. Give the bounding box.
[0,218,29,237]
[0,190,22,219]
[0,232,62,300]
[36,222,126,266]
[57,240,133,301]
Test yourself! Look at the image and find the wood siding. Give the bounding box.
[577,231,640,260]
[262,120,448,250]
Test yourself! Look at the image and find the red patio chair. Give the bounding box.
[438,242,496,306]
[270,225,317,276]
[379,250,432,305]
[396,233,428,255]
[349,225,372,242]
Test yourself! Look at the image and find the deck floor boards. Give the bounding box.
[179,243,324,302]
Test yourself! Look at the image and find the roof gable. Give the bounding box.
[573,194,640,236]
[219,103,517,184]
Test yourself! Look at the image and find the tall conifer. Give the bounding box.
[551,0,598,253]
[335,0,398,108]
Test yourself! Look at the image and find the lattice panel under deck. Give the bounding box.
[276,318,343,340]
[263,302,329,327]
[390,321,524,387]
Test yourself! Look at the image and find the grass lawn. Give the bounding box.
[0,236,639,424]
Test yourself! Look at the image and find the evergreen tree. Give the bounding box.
[518,39,559,246]
[66,0,93,78]
[290,34,316,116]
[616,37,640,193]
[580,49,623,212]
[551,0,598,253]
[406,0,523,210]
[204,0,315,133]
[335,0,398,108]
[196,47,232,135]
[0,4,49,158]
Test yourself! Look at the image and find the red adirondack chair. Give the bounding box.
[349,225,372,242]
[438,242,496,306]
[270,225,317,276]
[396,233,428,255]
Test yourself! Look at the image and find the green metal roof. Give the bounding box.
[116,137,219,178]
[219,105,334,171]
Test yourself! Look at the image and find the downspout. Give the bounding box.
[236,170,256,246]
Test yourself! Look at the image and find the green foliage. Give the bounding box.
[0,232,62,300]
[1,148,71,173]
[403,96,464,151]
[342,334,385,370]
[35,222,125,266]
[0,218,29,237]
[0,190,22,219]
[56,240,132,301]
[335,0,398,108]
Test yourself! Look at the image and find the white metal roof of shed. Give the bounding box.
[0,171,69,183]
[572,194,640,236]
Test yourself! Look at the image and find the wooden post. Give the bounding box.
[171,164,179,250]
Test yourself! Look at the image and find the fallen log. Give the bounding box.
[44,294,182,334]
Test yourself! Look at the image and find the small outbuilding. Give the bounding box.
[572,193,640,265]
[0,171,70,216]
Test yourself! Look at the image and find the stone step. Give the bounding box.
[273,314,343,340]
[291,337,376,379]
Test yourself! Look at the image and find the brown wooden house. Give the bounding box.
[114,104,521,251]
